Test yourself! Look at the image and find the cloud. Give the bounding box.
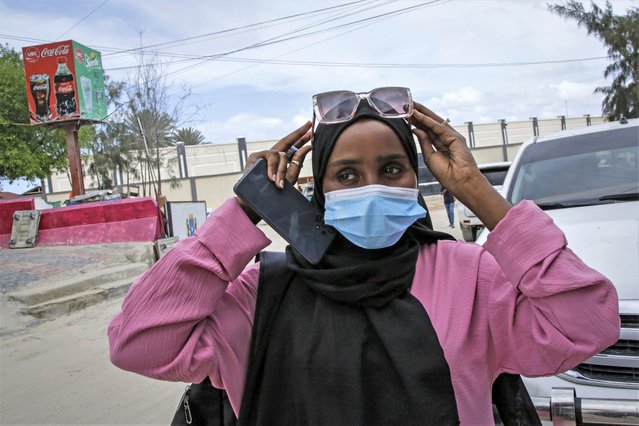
[0,0,615,144]
[426,87,483,109]
[550,80,599,100]
[197,112,289,144]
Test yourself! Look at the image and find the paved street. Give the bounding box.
[0,195,462,425]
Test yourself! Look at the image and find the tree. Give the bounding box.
[121,38,195,195]
[83,76,144,190]
[0,44,68,189]
[548,1,639,120]
[172,127,205,145]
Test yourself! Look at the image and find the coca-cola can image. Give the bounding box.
[29,74,51,121]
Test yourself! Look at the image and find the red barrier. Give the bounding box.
[0,197,162,247]
[0,198,36,244]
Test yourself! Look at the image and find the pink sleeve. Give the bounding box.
[108,198,271,401]
[482,200,620,377]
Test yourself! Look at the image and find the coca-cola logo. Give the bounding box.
[24,47,40,63]
[56,82,74,94]
[32,83,48,91]
[41,45,70,58]
[75,48,84,63]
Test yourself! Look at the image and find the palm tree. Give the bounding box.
[124,108,176,195]
[172,127,206,145]
[548,1,639,120]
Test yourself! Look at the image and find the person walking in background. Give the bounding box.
[442,186,455,227]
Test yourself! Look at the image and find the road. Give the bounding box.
[0,196,462,425]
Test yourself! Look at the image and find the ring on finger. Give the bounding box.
[290,160,302,168]
[286,146,299,159]
[440,118,450,126]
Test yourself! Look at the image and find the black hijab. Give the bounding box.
[238,102,459,425]
[311,102,454,243]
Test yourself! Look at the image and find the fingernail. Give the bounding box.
[279,179,284,188]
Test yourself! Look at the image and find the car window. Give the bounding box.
[508,126,638,206]
[482,169,509,186]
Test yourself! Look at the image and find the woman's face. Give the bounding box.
[322,119,417,193]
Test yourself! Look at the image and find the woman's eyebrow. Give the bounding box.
[327,159,360,168]
[377,154,409,162]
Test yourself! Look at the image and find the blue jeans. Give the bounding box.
[445,202,455,225]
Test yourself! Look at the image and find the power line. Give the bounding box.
[148,0,396,84]
[189,0,454,90]
[55,0,110,40]
[190,55,610,70]
[101,0,369,58]
[110,0,446,85]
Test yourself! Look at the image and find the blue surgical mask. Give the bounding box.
[324,184,426,249]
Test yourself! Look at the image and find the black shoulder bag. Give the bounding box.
[171,376,236,426]
[170,252,288,426]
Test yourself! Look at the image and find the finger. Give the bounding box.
[411,109,463,151]
[265,150,283,184]
[292,129,313,149]
[244,150,269,173]
[412,110,450,152]
[413,101,445,124]
[285,145,313,183]
[273,121,312,152]
[275,152,288,188]
[412,127,437,162]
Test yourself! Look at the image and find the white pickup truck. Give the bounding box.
[457,161,511,242]
[476,118,639,424]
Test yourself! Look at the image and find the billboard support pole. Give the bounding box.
[63,123,85,196]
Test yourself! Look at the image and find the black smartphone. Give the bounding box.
[233,158,335,264]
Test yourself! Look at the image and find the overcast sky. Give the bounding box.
[0,0,635,191]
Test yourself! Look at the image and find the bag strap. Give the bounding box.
[237,251,292,425]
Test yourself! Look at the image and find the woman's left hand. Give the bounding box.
[410,101,480,194]
[410,101,511,231]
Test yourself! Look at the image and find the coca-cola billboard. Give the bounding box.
[22,40,106,124]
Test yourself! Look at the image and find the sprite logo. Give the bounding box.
[85,57,100,69]
[85,52,100,69]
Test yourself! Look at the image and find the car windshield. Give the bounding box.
[508,126,638,207]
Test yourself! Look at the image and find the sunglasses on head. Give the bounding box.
[312,87,414,124]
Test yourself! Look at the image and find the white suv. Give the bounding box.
[458,162,510,242]
[476,118,639,424]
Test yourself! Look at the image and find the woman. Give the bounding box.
[108,88,619,425]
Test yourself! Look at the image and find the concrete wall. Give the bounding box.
[37,115,604,211]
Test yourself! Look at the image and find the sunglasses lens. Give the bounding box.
[316,91,358,122]
[370,87,412,116]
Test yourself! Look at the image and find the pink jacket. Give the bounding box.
[108,198,619,425]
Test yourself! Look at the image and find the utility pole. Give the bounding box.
[63,122,85,196]
[155,130,161,195]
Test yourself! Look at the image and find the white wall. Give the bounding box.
[42,115,604,209]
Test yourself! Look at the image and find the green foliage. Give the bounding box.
[0,44,69,184]
[548,1,639,120]
[172,127,205,145]
[127,108,176,148]
[83,78,140,189]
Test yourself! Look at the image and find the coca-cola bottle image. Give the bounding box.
[54,57,77,118]
[29,74,51,122]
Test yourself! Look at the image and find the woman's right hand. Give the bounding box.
[237,121,313,223]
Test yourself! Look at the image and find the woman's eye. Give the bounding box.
[383,166,401,175]
[337,171,356,182]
